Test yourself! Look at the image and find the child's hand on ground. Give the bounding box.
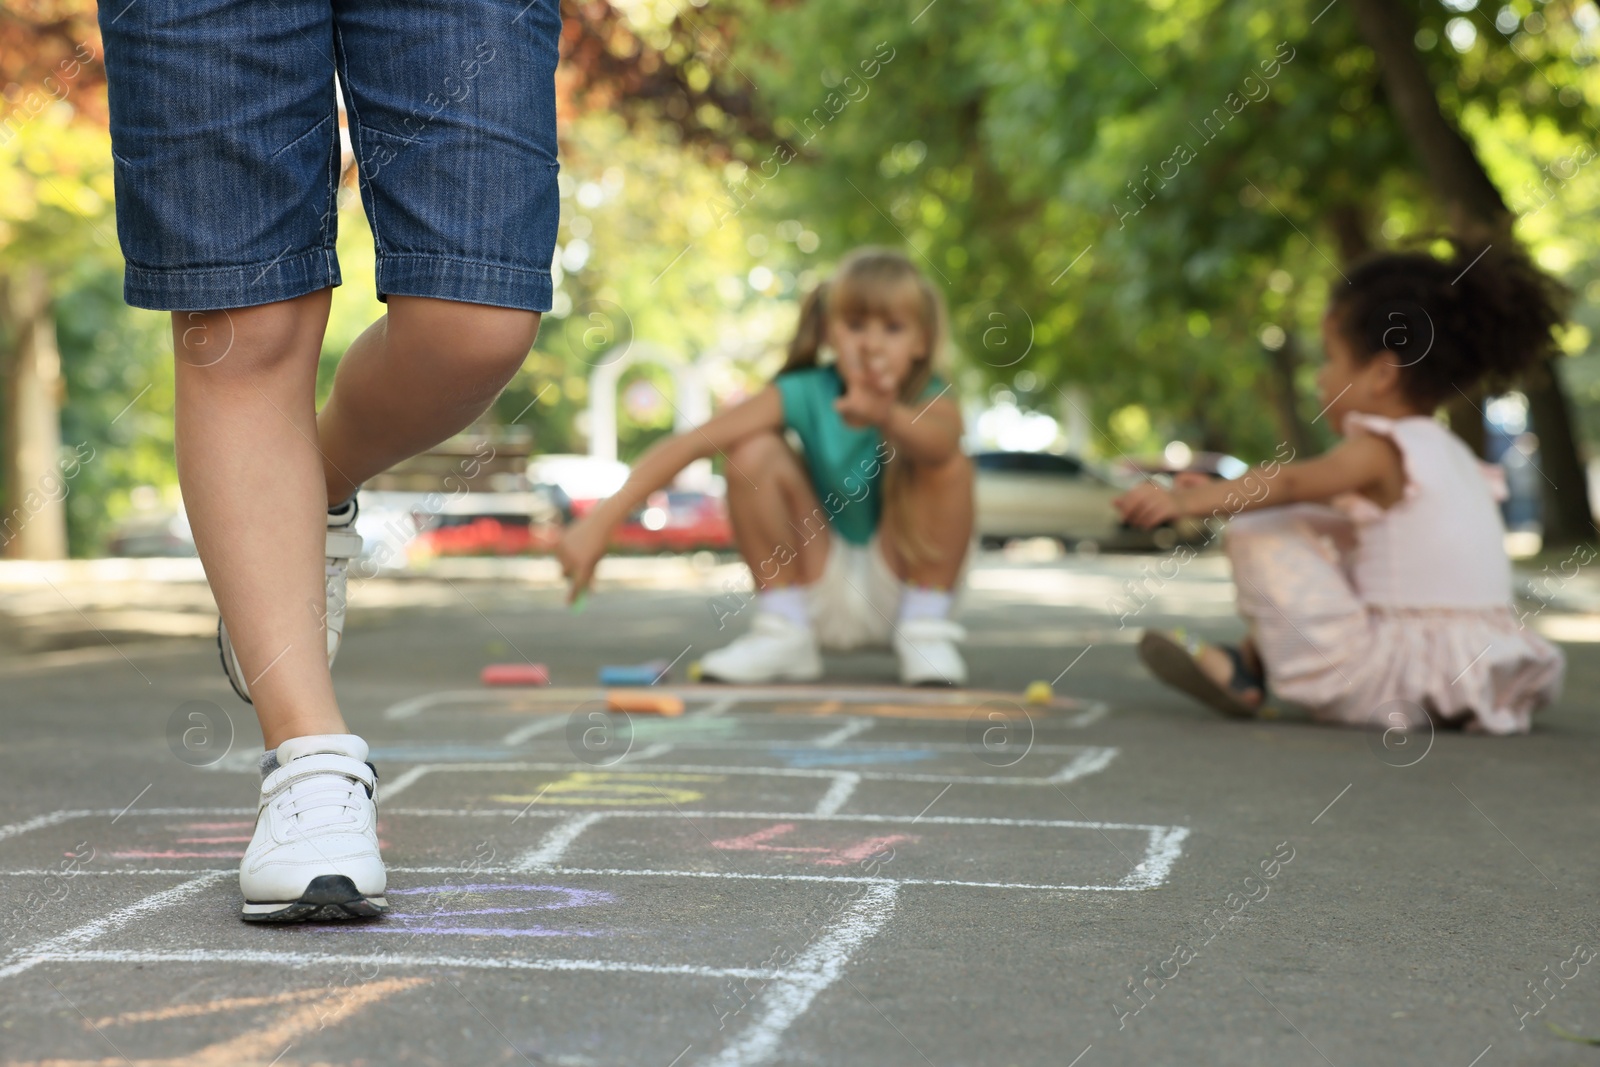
[556,516,607,605]
[1113,481,1184,529]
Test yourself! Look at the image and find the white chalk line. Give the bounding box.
[514,812,607,870]
[0,865,1165,892]
[812,719,875,748]
[360,754,1119,798]
[708,883,898,1067]
[1117,827,1191,890]
[0,805,1181,833]
[379,766,433,802]
[386,689,545,721]
[1068,701,1111,728]
[614,741,675,764]
[38,948,791,981]
[688,695,740,718]
[499,715,570,746]
[0,871,228,980]
[812,773,861,817]
[384,686,1111,726]
[1049,747,1119,783]
[0,809,85,844]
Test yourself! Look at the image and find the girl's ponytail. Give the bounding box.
[781,281,830,373]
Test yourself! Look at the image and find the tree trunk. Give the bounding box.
[1345,0,1595,544]
[1263,332,1314,457]
[1,265,70,560]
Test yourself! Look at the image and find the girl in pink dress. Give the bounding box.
[1114,246,1567,734]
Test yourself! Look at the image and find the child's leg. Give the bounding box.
[700,433,832,682]
[879,452,975,588]
[723,432,832,589]
[878,453,974,685]
[174,290,342,747]
[317,297,539,504]
[1223,505,1372,715]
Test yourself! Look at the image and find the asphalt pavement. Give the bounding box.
[0,548,1597,1066]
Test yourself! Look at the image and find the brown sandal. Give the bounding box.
[1137,629,1263,719]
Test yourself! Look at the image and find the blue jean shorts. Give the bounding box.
[97,0,561,313]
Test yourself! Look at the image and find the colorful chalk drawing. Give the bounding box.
[709,822,919,867]
[302,883,615,938]
[3,975,428,1067]
[494,770,724,807]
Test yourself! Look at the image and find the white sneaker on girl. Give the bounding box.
[894,617,968,686]
[699,612,823,683]
[219,496,363,703]
[240,733,387,922]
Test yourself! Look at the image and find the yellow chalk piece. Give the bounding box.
[1259,705,1281,720]
[687,660,704,682]
[1024,681,1052,705]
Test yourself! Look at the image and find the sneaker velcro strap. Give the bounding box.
[325,528,364,559]
[261,753,376,800]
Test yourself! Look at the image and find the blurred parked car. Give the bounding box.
[613,489,734,553]
[525,454,630,518]
[108,509,196,557]
[973,450,1207,551]
[411,489,568,558]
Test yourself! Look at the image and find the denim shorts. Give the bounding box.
[97,0,561,313]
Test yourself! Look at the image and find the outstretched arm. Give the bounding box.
[557,386,785,601]
[1113,434,1403,529]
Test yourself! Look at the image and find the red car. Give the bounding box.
[612,490,734,553]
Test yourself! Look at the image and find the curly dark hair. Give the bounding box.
[1328,242,1569,411]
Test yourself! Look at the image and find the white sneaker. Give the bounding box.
[895,617,968,686]
[240,733,387,922]
[699,612,823,683]
[219,496,364,703]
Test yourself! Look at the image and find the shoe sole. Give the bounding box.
[1137,631,1257,719]
[242,875,387,923]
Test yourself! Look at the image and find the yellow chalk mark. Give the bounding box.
[11,976,427,1067]
[495,770,722,807]
[88,987,333,1029]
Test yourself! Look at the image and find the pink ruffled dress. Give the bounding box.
[1224,412,1564,734]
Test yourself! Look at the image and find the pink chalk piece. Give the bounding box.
[481,663,551,687]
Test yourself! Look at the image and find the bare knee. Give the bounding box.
[725,432,801,494]
[917,451,973,490]
[390,296,540,385]
[172,291,328,384]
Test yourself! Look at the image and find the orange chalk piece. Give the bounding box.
[480,663,551,687]
[605,690,685,716]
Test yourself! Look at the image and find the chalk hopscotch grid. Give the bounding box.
[0,807,1186,891]
[0,868,899,1067]
[0,691,1153,1065]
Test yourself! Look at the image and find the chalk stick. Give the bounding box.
[605,691,685,716]
[598,660,671,686]
[480,663,551,687]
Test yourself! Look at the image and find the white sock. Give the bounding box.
[898,586,953,622]
[758,586,811,628]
